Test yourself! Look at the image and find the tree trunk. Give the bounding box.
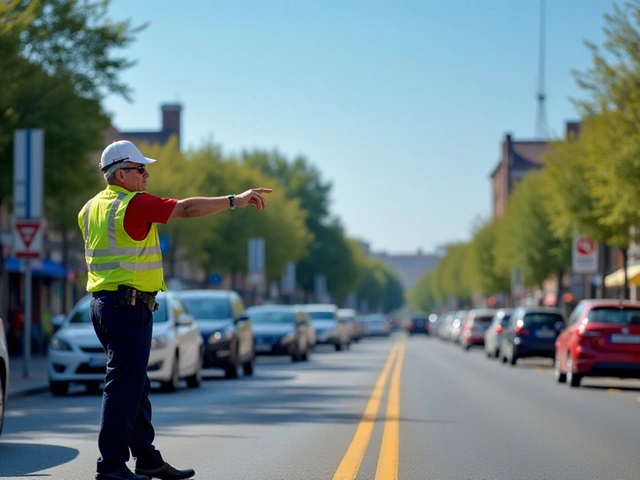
[556,269,564,308]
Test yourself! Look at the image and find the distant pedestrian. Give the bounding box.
[79,140,271,480]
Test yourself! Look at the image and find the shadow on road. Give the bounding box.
[0,443,78,477]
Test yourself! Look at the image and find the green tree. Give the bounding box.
[470,217,511,296]
[145,141,312,288]
[380,266,404,313]
[1,0,145,203]
[500,171,572,304]
[241,149,358,297]
[355,258,386,312]
[408,271,436,314]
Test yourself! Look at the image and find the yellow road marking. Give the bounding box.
[607,388,621,394]
[636,397,640,403]
[375,340,406,480]
[332,342,400,480]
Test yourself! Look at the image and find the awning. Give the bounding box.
[2,256,68,278]
[604,264,640,287]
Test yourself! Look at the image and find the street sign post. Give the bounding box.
[14,129,44,378]
[572,233,598,274]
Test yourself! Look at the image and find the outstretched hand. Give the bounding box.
[235,188,273,210]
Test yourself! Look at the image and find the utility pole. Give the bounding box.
[535,0,549,139]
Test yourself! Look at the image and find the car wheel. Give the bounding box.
[501,354,507,364]
[242,356,254,376]
[225,349,240,379]
[494,348,500,359]
[301,348,310,362]
[161,353,180,392]
[567,356,582,388]
[50,381,69,396]
[186,353,202,389]
[554,354,566,383]
[0,375,5,436]
[335,342,343,351]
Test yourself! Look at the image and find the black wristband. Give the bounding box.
[228,194,236,210]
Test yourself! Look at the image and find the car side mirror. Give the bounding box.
[234,314,250,324]
[176,313,195,326]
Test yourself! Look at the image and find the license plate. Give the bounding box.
[88,355,107,367]
[610,334,640,344]
[535,330,555,338]
[255,344,272,352]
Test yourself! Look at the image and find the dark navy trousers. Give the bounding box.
[90,293,164,474]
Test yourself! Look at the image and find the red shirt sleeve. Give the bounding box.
[123,193,178,241]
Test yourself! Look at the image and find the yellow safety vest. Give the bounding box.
[78,185,166,293]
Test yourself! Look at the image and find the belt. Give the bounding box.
[92,290,157,298]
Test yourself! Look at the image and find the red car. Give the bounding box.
[555,299,640,387]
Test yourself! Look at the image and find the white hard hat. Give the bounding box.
[100,140,157,171]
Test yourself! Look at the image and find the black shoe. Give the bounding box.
[135,462,195,480]
[96,466,150,480]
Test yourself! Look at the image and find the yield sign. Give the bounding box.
[17,222,40,248]
[13,219,43,259]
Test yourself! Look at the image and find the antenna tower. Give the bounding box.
[535,0,549,139]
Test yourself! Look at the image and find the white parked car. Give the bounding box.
[48,291,203,395]
[0,317,8,437]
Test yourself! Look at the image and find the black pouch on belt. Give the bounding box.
[117,285,135,307]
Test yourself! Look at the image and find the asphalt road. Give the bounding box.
[1,332,639,480]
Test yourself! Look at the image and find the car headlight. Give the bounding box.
[208,328,233,344]
[151,336,169,350]
[280,332,295,344]
[50,337,72,351]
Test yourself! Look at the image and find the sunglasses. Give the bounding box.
[120,165,146,174]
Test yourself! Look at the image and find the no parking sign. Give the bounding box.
[572,233,598,274]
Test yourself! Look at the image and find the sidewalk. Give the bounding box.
[7,354,50,399]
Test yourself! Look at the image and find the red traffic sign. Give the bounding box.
[13,219,43,259]
[576,237,596,256]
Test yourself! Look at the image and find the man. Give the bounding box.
[78,140,271,480]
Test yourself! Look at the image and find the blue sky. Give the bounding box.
[103,0,615,255]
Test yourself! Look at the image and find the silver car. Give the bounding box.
[48,291,203,395]
[484,308,514,358]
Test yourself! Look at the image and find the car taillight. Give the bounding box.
[578,326,601,337]
[495,325,503,334]
[514,325,530,337]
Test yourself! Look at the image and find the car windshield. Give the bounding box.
[587,307,640,325]
[69,305,91,324]
[307,311,335,320]
[523,313,564,327]
[247,311,295,324]
[180,297,231,320]
[476,315,494,324]
[153,298,168,323]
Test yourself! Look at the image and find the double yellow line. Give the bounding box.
[333,339,406,480]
